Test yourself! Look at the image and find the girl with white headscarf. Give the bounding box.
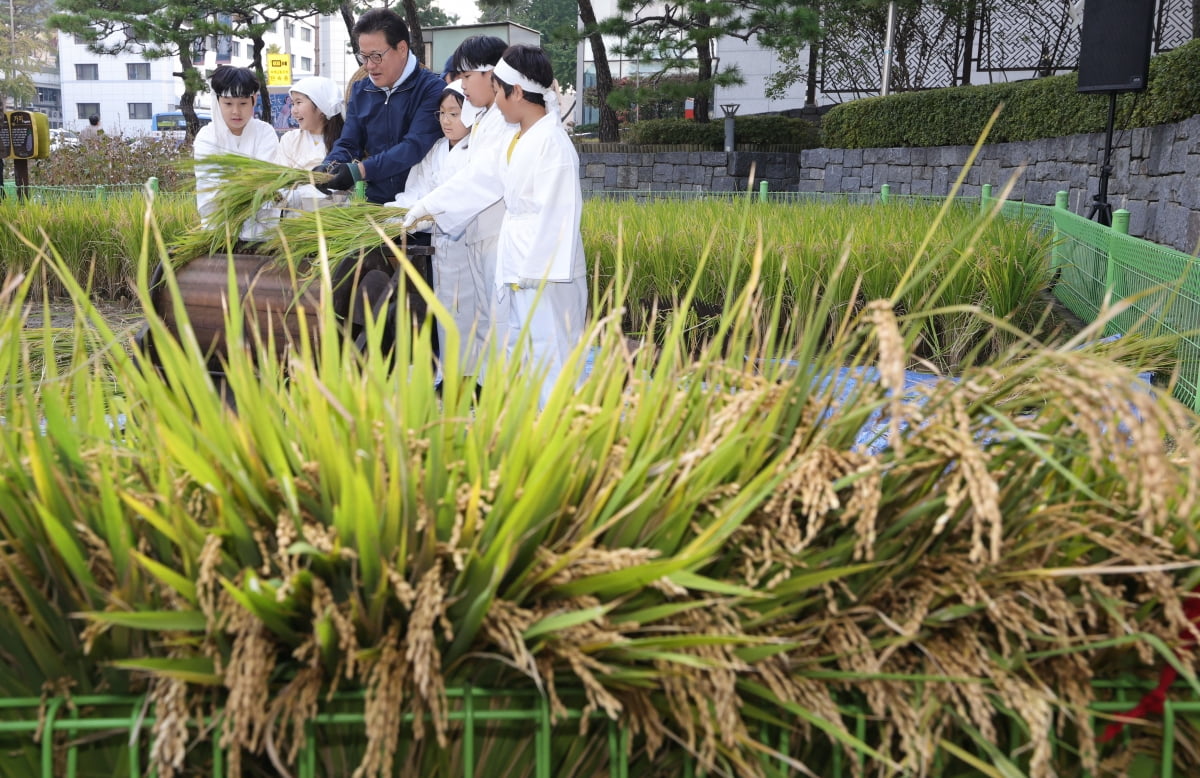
[275,76,345,170]
[194,66,280,240]
[275,76,346,212]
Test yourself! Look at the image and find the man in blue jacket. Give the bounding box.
[317,8,444,204]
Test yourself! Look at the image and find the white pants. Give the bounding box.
[498,278,588,408]
[432,233,473,376]
[463,234,499,379]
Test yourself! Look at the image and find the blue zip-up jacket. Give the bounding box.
[326,64,445,204]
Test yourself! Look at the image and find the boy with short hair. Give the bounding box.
[405,44,587,406]
[193,65,280,241]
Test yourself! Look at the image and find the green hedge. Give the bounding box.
[628,115,821,149]
[822,38,1200,149]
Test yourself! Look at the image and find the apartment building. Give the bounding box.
[57,16,350,137]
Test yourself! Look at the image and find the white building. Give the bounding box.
[58,16,350,137]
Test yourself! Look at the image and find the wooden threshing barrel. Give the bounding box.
[147,253,321,371]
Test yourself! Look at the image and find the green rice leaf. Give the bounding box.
[523,604,613,640]
[79,610,207,632]
[109,657,221,685]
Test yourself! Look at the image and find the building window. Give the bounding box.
[301,26,312,42]
[289,23,296,38]
[231,41,240,57]
[301,56,312,72]
[128,103,152,120]
[75,64,98,80]
[77,103,100,120]
[127,62,150,80]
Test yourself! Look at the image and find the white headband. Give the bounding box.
[493,57,548,96]
[464,64,494,73]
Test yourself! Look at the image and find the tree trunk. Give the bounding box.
[176,47,201,139]
[251,36,271,125]
[577,0,619,142]
[401,0,425,64]
[340,0,357,52]
[694,12,713,123]
[959,0,976,86]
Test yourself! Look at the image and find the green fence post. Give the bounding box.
[1102,208,1130,336]
[980,183,992,214]
[2,180,15,199]
[147,177,159,196]
[880,183,890,204]
[1051,190,1069,275]
[463,686,475,778]
[94,185,106,202]
[353,180,366,203]
[759,180,768,202]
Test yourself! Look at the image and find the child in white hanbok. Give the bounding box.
[194,66,279,241]
[404,45,587,407]
[390,80,478,376]
[275,76,345,211]
[398,35,517,383]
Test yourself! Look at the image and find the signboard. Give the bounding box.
[2,111,50,160]
[215,13,232,64]
[267,53,292,87]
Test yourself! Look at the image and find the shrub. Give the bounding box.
[31,134,194,191]
[628,115,821,149]
[822,38,1200,148]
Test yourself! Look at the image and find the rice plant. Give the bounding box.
[583,197,1055,369]
[1,185,1198,778]
[0,185,194,297]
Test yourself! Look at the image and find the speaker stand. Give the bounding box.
[1085,92,1118,226]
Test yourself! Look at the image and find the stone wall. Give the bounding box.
[578,150,802,194]
[578,114,1200,254]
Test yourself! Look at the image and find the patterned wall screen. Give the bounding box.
[818,0,1192,99]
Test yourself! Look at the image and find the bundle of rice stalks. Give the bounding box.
[259,201,411,271]
[169,154,334,266]
[3,196,1200,778]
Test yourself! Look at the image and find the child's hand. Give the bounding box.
[402,201,434,230]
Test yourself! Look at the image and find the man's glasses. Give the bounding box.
[435,111,461,122]
[355,49,390,66]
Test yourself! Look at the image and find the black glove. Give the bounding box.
[311,161,333,174]
[316,161,355,194]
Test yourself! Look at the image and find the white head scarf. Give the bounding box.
[444,78,481,128]
[493,56,559,121]
[290,76,345,119]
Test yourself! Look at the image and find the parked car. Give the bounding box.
[49,129,80,152]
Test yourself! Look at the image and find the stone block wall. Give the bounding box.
[578,150,802,195]
[578,114,1200,254]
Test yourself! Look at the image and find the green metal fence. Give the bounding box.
[986,188,1200,411]
[2,681,1193,777]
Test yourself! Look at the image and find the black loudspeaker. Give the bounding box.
[1077,0,1155,93]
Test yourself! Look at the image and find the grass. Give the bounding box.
[0,189,1198,777]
